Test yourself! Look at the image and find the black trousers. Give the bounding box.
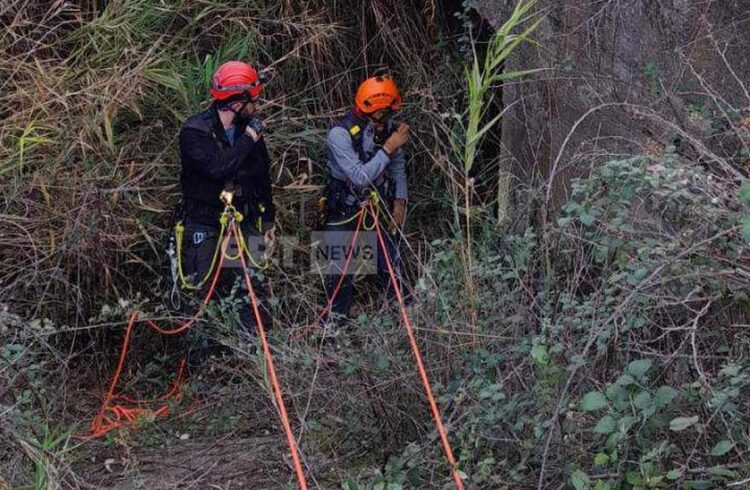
[181,220,267,363]
[322,204,405,325]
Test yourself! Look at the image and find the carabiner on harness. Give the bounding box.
[167,235,181,310]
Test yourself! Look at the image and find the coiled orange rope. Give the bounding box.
[89,221,310,490]
[89,226,234,439]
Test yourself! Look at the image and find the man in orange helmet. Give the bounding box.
[321,75,410,327]
[177,61,275,353]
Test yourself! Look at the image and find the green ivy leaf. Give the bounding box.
[654,386,679,409]
[605,431,624,451]
[707,465,738,478]
[594,453,609,466]
[342,360,358,376]
[742,215,750,243]
[571,469,591,490]
[618,415,636,433]
[719,363,741,377]
[626,267,648,285]
[666,469,683,480]
[607,385,630,412]
[580,212,596,226]
[626,471,642,485]
[615,374,635,386]
[710,440,734,456]
[670,415,699,431]
[685,480,714,489]
[531,342,548,367]
[594,415,616,434]
[627,359,653,379]
[581,391,608,411]
[740,183,750,204]
[343,475,359,490]
[634,391,652,410]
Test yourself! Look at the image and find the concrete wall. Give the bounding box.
[473,0,750,215]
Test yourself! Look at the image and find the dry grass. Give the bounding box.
[2,1,749,489]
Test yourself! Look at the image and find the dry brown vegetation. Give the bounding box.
[2,1,749,489]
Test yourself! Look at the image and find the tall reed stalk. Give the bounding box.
[455,0,543,326]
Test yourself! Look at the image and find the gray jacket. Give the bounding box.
[326,120,407,200]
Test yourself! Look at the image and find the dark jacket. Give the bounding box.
[179,105,275,228]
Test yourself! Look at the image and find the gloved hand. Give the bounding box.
[392,198,407,229]
[244,117,264,142]
[263,225,276,258]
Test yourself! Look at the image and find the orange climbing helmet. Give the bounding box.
[355,75,402,114]
[210,61,263,101]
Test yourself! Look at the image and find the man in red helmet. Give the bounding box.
[178,61,275,352]
[321,75,410,327]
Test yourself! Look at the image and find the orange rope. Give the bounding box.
[88,217,309,488]
[144,226,234,335]
[89,227,233,438]
[368,204,465,489]
[233,223,309,490]
[87,199,463,488]
[290,208,366,340]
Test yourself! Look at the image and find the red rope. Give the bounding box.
[88,222,309,490]
[234,223,309,490]
[88,228,236,439]
[290,208,366,340]
[369,204,465,489]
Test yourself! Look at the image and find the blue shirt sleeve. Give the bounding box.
[327,127,390,188]
[387,148,408,200]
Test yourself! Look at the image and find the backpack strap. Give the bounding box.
[333,110,367,162]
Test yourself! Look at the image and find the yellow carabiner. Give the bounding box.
[363,191,380,230]
[220,189,234,206]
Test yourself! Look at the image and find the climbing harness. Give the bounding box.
[289,191,380,340]
[88,197,309,490]
[174,220,227,290]
[326,190,380,229]
[172,194,270,294]
[89,190,466,489]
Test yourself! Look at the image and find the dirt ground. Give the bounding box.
[82,435,294,489]
[68,353,343,490]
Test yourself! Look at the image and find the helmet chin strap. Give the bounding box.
[230,100,250,123]
[219,93,253,124]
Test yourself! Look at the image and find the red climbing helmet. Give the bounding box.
[210,61,263,101]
